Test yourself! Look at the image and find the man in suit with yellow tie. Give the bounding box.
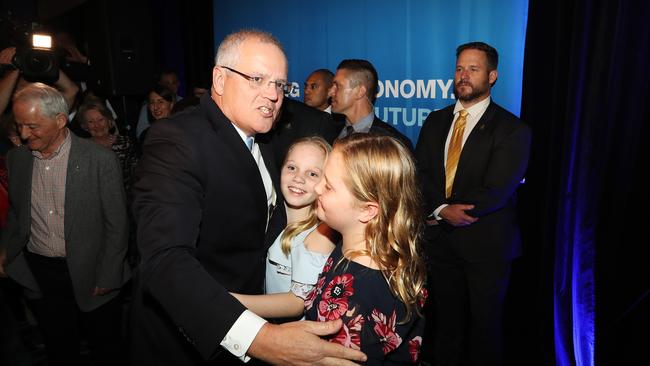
[415,42,531,366]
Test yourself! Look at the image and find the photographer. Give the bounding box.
[0,46,79,115]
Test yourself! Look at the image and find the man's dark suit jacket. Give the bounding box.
[130,95,285,365]
[368,116,414,151]
[415,101,531,261]
[260,98,343,167]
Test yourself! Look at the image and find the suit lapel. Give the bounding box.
[259,140,285,238]
[203,98,268,215]
[14,149,34,232]
[456,102,496,181]
[437,108,455,193]
[259,141,280,199]
[64,134,83,240]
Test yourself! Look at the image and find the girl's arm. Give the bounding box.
[231,292,305,318]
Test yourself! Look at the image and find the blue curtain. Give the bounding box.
[522,0,650,364]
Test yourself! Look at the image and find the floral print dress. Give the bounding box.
[305,246,426,365]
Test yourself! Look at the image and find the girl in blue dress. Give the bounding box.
[233,137,336,317]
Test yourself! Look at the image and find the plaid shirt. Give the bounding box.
[27,131,71,257]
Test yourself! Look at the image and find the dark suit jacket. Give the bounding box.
[0,132,130,311]
[415,101,531,261]
[130,94,284,365]
[260,98,343,168]
[369,116,414,151]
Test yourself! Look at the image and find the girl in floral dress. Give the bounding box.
[304,134,428,364]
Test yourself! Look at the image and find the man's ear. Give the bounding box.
[55,113,68,130]
[358,201,379,224]
[212,66,226,95]
[355,84,368,101]
[489,69,498,86]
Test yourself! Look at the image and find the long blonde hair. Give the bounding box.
[334,134,426,321]
[280,136,332,256]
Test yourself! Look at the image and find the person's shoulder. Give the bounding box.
[147,110,202,143]
[487,101,530,131]
[6,145,30,164]
[370,117,414,149]
[371,117,401,136]
[276,98,333,133]
[164,96,227,137]
[283,97,326,117]
[301,224,336,256]
[74,135,115,160]
[422,104,454,124]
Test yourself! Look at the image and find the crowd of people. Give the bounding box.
[0,28,530,366]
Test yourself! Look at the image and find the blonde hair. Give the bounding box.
[334,134,426,321]
[280,136,332,256]
[78,101,118,135]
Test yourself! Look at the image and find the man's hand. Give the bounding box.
[0,47,16,65]
[63,45,88,65]
[247,319,367,365]
[0,47,20,115]
[440,204,478,227]
[92,287,113,296]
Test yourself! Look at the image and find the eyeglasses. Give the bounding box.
[220,66,294,94]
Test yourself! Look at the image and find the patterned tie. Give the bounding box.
[445,109,468,198]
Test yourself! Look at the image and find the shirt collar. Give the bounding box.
[347,111,375,133]
[231,122,254,146]
[454,95,491,117]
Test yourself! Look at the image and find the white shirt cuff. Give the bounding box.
[220,310,267,362]
[432,204,449,220]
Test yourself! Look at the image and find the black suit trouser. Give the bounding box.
[24,251,124,366]
[426,227,511,366]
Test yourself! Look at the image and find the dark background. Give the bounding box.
[2,0,648,364]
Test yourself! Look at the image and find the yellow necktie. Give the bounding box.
[445,109,468,198]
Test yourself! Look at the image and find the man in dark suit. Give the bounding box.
[130,29,366,365]
[328,59,413,150]
[0,83,130,366]
[415,42,531,366]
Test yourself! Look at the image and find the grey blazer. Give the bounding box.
[1,132,130,311]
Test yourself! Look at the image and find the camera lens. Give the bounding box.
[13,48,60,83]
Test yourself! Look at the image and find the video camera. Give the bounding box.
[0,13,60,84]
[8,34,60,83]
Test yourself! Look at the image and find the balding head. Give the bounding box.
[211,29,288,136]
[13,82,69,118]
[214,29,287,72]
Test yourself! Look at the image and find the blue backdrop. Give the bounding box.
[213,0,529,144]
